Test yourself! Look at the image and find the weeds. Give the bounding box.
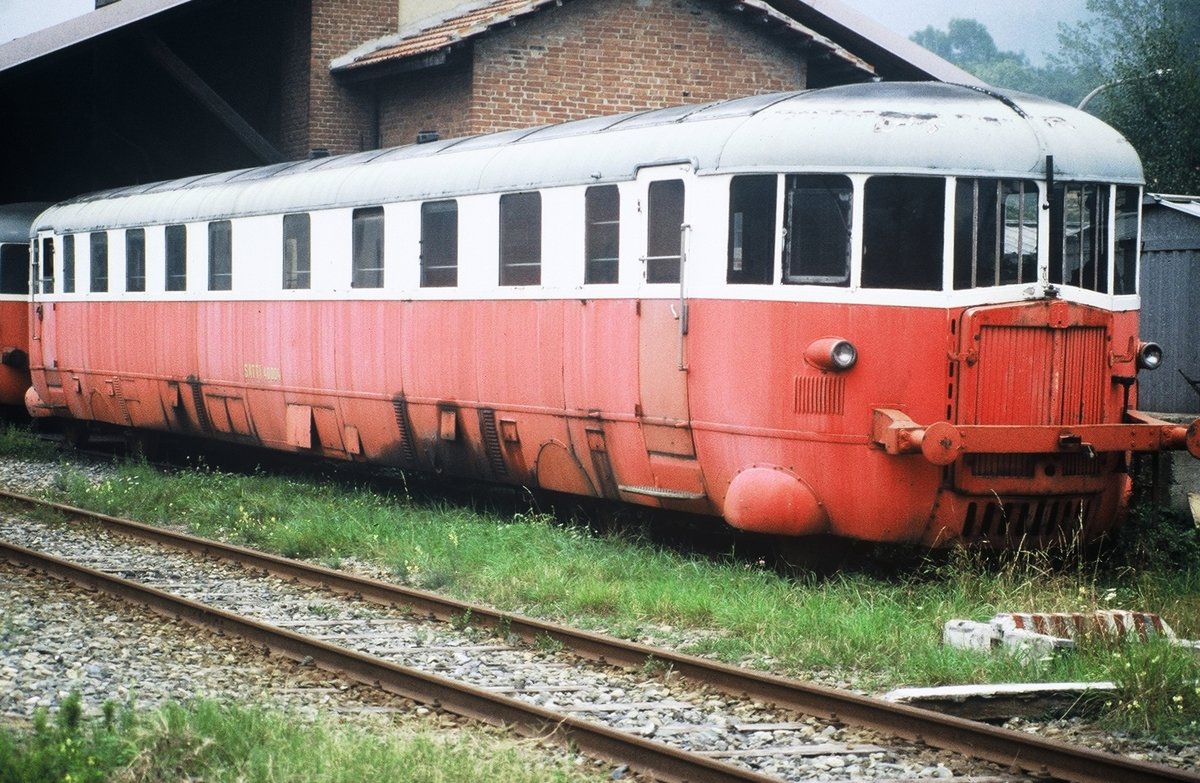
[0,692,133,783]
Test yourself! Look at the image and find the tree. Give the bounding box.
[1057,0,1200,193]
[910,19,1088,106]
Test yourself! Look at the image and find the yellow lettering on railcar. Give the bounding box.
[243,364,283,381]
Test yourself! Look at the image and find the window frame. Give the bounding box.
[645,179,685,284]
[584,185,620,285]
[351,207,385,289]
[726,175,776,285]
[782,174,853,287]
[208,220,232,292]
[861,175,945,291]
[62,235,75,294]
[499,191,542,287]
[90,232,109,293]
[165,224,187,292]
[420,200,458,288]
[282,213,311,290]
[125,228,146,293]
[952,178,1039,290]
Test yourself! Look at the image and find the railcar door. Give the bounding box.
[631,165,706,505]
[29,233,56,369]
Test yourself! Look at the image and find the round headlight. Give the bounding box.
[804,337,858,372]
[1137,341,1163,371]
[830,340,858,370]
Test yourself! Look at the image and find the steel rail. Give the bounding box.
[2,488,1197,783]
[0,536,779,783]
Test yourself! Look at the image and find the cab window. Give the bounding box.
[784,174,852,286]
[954,179,1038,289]
[862,176,944,290]
[727,175,775,284]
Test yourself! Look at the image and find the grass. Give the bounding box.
[4,425,1198,745]
[0,693,599,783]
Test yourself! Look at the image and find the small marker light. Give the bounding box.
[1137,341,1163,370]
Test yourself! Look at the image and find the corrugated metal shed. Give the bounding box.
[1137,194,1200,414]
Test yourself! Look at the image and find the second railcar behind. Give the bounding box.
[0,203,47,410]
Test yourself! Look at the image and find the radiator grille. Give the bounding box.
[961,496,1093,544]
[972,325,1106,425]
[965,453,1102,478]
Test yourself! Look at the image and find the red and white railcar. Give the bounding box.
[0,203,47,410]
[26,82,1200,546]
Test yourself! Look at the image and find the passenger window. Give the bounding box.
[646,179,684,283]
[352,207,384,288]
[282,214,310,290]
[125,229,146,292]
[62,235,75,294]
[420,200,458,288]
[783,174,852,286]
[727,176,775,284]
[953,179,1038,289]
[165,225,187,291]
[208,221,232,291]
[40,237,55,293]
[1114,186,1138,295]
[1054,184,1109,292]
[0,245,28,294]
[585,186,619,284]
[90,232,109,293]
[499,192,541,286]
[862,176,944,290]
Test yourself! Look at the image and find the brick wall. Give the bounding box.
[306,0,398,156]
[468,0,806,133]
[378,68,475,149]
[370,0,806,146]
[279,0,313,160]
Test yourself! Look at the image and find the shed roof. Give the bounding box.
[1146,194,1200,220]
[332,0,875,79]
[0,0,198,74]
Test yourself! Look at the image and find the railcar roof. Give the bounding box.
[37,82,1144,233]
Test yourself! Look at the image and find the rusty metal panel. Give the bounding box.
[637,299,694,458]
[286,404,313,449]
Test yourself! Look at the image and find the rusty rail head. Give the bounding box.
[2,488,1197,783]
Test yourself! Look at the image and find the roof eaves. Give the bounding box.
[331,0,561,74]
[733,0,873,78]
[0,0,198,74]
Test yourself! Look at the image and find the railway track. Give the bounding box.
[1,488,1196,783]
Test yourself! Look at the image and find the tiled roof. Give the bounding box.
[331,0,873,77]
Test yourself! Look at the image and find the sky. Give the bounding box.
[1,0,1094,62]
[838,0,1094,65]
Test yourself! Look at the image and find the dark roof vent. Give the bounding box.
[307,148,330,159]
[416,130,440,144]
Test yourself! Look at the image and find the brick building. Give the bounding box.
[0,0,975,203]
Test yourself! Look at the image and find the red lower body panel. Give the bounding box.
[26,297,1169,547]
